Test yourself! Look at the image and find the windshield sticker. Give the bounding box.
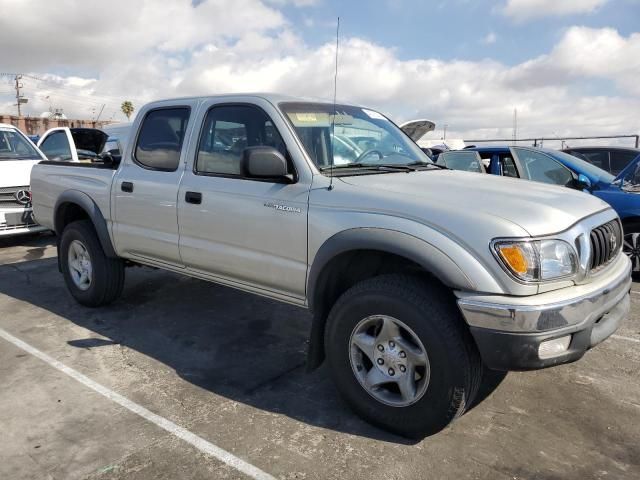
[296,113,317,122]
[362,109,386,120]
[0,127,15,132]
[287,112,330,127]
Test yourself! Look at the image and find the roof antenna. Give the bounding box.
[329,16,340,191]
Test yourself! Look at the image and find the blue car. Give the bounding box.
[437,146,640,272]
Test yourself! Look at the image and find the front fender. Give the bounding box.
[307,227,477,312]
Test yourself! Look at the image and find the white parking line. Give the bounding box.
[612,334,640,344]
[630,290,640,296]
[0,327,276,480]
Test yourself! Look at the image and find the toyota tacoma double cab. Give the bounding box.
[30,94,631,438]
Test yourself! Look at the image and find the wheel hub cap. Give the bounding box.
[349,315,430,407]
[68,240,92,291]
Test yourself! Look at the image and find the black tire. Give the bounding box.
[622,219,640,277]
[60,220,124,307]
[325,274,482,438]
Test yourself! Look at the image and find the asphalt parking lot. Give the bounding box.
[1,234,639,480]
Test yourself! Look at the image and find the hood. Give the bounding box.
[338,169,612,237]
[400,120,436,141]
[70,128,108,155]
[0,160,41,188]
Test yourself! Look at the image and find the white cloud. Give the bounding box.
[502,0,608,21]
[267,0,318,6]
[0,0,638,141]
[505,27,640,95]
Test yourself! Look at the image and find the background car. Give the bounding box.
[0,123,48,237]
[439,146,640,272]
[562,146,640,176]
[37,127,108,162]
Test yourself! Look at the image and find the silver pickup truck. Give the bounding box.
[31,94,631,438]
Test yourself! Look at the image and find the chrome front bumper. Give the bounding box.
[0,206,47,237]
[457,254,631,370]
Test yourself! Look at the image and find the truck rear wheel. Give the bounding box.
[60,220,124,307]
[325,274,481,438]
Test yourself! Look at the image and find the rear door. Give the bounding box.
[112,103,197,266]
[177,100,309,300]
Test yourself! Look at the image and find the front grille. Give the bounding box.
[0,185,29,206]
[589,220,622,271]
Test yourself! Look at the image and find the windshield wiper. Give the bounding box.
[319,163,418,172]
[318,163,384,171]
[406,161,448,170]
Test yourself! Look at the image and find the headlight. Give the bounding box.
[493,239,578,282]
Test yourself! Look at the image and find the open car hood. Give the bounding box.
[70,128,108,155]
[400,119,436,141]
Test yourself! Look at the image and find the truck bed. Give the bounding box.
[30,162,117,231]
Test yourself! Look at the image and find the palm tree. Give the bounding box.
[121,101,135,120]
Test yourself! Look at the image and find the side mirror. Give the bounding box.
[577,173,592,191]
[99,151,121,167]
[241,146,292,182]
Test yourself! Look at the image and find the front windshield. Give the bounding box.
[0,127,41,160]
[280,102,432,171]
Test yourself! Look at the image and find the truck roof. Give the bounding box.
[143,92,352,108]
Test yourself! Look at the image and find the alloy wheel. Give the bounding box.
[349,315,430,407]
[68,240,93,291]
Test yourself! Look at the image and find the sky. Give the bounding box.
[1,0,639,144]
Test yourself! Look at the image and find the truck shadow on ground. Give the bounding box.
[0,255,505,444]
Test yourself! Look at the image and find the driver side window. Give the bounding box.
[514,148,573,186]
[134,107,190,171]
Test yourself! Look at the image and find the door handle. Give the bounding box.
[121,181,134,193]
[185,191,202,204]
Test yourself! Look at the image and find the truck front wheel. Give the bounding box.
[60,220,124,307]
[325,274,481,438]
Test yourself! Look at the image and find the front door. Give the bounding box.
[112,104,195,266]
[177,102,309,300]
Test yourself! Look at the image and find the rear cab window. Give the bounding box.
[134,108,190,171]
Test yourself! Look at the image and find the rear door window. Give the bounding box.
[134,108,190,171]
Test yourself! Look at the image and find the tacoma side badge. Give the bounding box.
[264,201,302,214]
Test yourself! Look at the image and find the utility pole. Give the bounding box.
[512,108,518,145]
[14,74,23,116]
[95,104,106,122]
[443,124,448,141]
